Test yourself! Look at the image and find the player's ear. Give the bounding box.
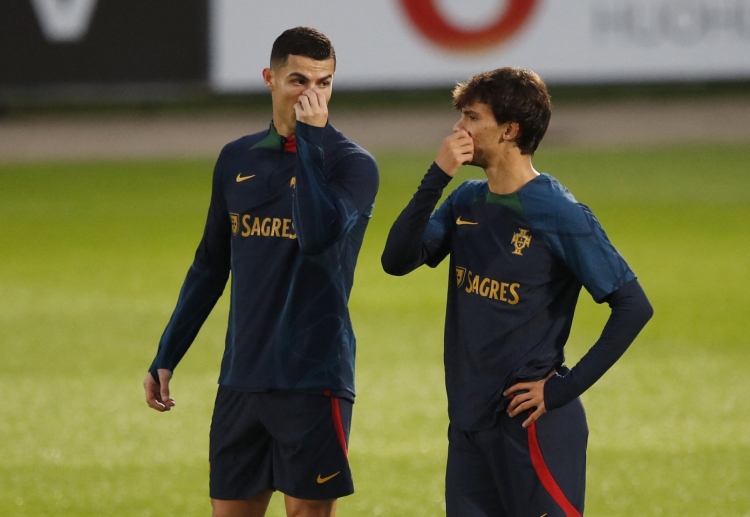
[262,68,274,91]
[502,122,520,142]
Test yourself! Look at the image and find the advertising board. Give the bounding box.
[210,0,750,91]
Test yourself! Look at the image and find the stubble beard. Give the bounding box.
[469,149,488,169]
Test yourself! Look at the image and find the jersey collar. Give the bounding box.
[250,122,297,153]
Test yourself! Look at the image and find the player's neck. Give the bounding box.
[273,113,296,138]
[484,154,539,195]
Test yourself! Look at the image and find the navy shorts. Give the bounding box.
[209,387,353,501]
[446,397,588,517]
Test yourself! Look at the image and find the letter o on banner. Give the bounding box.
[398,0,540,52]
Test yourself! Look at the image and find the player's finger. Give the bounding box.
[159,388,172,410]
[522,407,545,429]
[145,388,167,411]
[509,398,535,417]
[507,392,531,414]
[144,374,163,410]
[147,399,167,411]
[506,393,521,412]
[301,89,322,109]
[297,94,312,111]
[503,382,530,397]
[158,371,175,409]
[310,88,326,106]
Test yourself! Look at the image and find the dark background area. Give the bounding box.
[0,0,207,86]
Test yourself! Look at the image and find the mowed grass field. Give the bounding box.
[1,143,749,516]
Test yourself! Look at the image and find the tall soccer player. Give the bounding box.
[382,67,653,516]
[143,27,379,517]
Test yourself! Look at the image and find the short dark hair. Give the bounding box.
[270,27,336,70]
[453,67,551,155]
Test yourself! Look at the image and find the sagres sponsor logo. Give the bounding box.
[317,471,340,484]
[398,0,540,52]
[230,213,297,240]
[459,268,520,305]
[511,228,532,256]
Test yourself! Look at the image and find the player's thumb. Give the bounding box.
[157,369,173,403]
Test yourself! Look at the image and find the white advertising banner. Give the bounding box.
[210,0,750,92]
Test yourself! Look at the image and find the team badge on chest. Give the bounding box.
[230,213,240,236]
[511,228,532,256]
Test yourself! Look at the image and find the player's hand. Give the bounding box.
[144,368,175,412]
[295,89,328,128]
[503,371,555,428]
[434,129,474,177]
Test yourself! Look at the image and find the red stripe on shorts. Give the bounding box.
[528,421,582,517]
[330,397,348,458]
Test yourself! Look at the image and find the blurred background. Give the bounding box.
[1,1,749,515]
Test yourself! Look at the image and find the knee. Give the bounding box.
[284,496,337,517]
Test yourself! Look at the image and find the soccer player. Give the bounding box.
[143,27,379,517]
[381,67,653,516]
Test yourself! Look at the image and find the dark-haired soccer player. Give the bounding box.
[382,67,652,516]
[143,27,378,517]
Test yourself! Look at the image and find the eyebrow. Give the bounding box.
[462,109,479,116]
[287,72,333,83]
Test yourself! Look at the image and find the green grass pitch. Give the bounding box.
[1,143,749,516]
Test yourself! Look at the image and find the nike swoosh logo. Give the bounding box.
[236,173,256,182]
[456,216,478,226]
[316,472,341,484]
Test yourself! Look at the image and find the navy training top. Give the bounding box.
[382,164,650,431]
[149,122,379,400]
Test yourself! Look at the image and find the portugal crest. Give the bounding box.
[230,213,239,236]
[455,267,467,288]
[511,228,532,256]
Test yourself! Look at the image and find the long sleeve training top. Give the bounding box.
[382,165,652,430]
[150,122,379,400]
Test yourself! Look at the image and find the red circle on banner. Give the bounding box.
[399,0,540,52]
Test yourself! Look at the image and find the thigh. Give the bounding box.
[264,392,354,501]
[494,397,588,517]
[209,386,274,501]
[211,490,273,517]
[532,397,588,514]
[446,424,508,517]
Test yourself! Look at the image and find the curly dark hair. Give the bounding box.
[453,67,551,155]
[270,27,336,70]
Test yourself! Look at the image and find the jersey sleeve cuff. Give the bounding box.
[426,162,454,187]
[295,121,326,146]
[543,373,574,411]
